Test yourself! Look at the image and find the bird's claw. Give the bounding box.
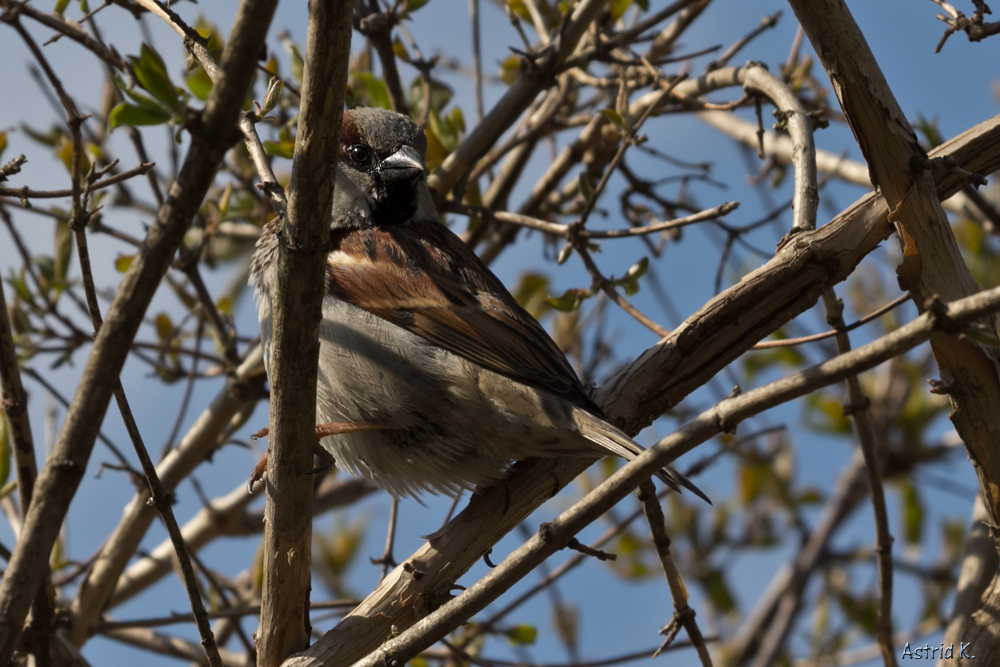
[247,450,268,494]
[248,421,384,491]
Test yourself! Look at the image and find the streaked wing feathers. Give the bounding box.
[327,221,598,411]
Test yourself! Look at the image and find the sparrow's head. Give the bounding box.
[333,107,433,229]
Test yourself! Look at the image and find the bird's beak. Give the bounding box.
[378,145,425,185]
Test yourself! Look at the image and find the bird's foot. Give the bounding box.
[247,421,385,491]
[247,450,268,494]
[313,421,383,439]
[302,441,334,476]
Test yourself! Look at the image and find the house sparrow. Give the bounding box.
[249,107,708,503]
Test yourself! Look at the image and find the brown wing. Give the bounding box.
[327,221,599,411]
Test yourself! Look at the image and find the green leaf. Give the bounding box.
[601,108,626,129]
[614,257,648,296]
[635,0,649,9]
[130,44,180,111]
[261,78,283,116]
[409,77,453,116]
[114,74,169,113]
[701,569,736,614]
[446,106,465,134]
[391,39,411,63]
[901,481,924,545]
[186,67,213,101]
[610,0,633,20]
[405,0,431,12]
[0,132,6,158]
[499,55,521,86]
[836,593,878,636]
[194,16,225,52]
[115,254,134,272]
[34,256,55,283]
[8,269,35,307]
[263,140,295,159]
[21,124,65,148]
[511,272,551,319]
[155,313,174,343]
[54,219,73,286]
[108,103,171,131]
[802,392,852,435]
[547,288,588,312]
[55,140,89,176]
[961,326,1000,347]
[740,464,765,503]
[353,72,391,110]
[916,113,943,149]
[54,0,70,14]
[283,37,304,83]
[578,173,592,202]
[504,624,537,646]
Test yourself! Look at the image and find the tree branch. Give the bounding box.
[788,0,1000,557]
[257,0,353,662]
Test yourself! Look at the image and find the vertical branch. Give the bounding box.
[787,0,1000,556]
[355,3,409,116]
[637,480,713,666]
[469,0,484,124]
[0,258,37,526]
[257,0,353,663]
[820,290,897,667]
[0,264,51,667]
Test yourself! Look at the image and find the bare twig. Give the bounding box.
[753,294,911,349]
[0,163,156,201]
[931,0,1000,52]
[371,498,400,581]
[355,3,409,115]
[450,201,738,238]
[637,480,713,666]
[469,0,484,123]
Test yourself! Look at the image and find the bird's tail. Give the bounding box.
[573,408,711,505]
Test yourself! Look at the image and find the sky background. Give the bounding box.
[1,0,999,665]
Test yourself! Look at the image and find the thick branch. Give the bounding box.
[258,0,353,663]
[788,0,1000,556]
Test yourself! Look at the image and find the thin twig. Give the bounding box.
[0,163,155,201]
[371,498,400,581]
[469,0,484,123]
[637,480,713,666]
[820,289,897,667]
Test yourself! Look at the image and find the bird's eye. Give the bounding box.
[348,144,370,165]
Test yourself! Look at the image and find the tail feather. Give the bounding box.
[574,409,712,505]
